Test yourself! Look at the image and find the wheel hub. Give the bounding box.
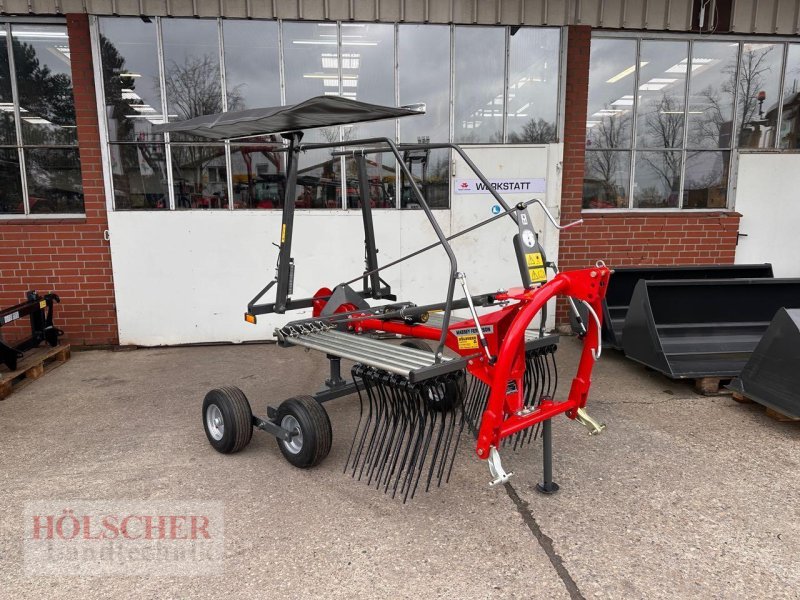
[280,415,303,454]
[206,404,224,441]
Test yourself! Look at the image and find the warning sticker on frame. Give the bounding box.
[525,252,544,267]
[457,334,479,350]
[529,267,547,283]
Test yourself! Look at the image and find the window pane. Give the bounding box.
[632,150,681,208]
[13,25,77,145]
[162,19,222,141]
[507,28,560,143]
[171,145,228,209]
[110,143,169,210]
[682,150,729,209]
[398,24,450,143]
[230,142,286,209]
[635,41,688,148]
[779,44,800,149]
[296,141,343,209]
[454,27,504,143]
[583,149,630,208]
[400,148,449,209]
[687,41,738,149]
[339,23,395,142]
[0,30,16,144]
[25,148,83,214]
[0,149,23,213]
[736,43,783,148]
[283,22,338,105]
[98,17,162,142]
[586,38,636,149]
[344,152,397,209]
[223,20,280,110]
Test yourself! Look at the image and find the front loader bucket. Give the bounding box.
[727,308,800,418]
[621,278,800,379]
[569,264,773,350]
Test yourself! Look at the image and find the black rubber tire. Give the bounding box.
[275,395,332,468]
[202,386,254,454]
[401,340,461,412]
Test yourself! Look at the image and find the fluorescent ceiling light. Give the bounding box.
[12,30,68,39]
[22,117,52,125]
[665,58,714,74]
[293,40,377,46]
[641,77,678,90]
[323,79,338,87]
[606,62,648,84]
[122,72,142,78]
[610,95,634,107]
[342,79,357,88]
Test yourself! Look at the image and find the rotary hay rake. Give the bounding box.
[156,96,611,500]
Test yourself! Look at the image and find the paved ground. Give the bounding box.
[1,337,798,599]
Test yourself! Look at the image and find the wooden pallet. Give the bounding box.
[694,377,733,396]
[0,344,71,400]
[732,392,800,422]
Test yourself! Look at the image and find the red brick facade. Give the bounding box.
[0,14,117,346]
[556,25,741,324]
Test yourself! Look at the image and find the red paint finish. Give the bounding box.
[332,265,611,460]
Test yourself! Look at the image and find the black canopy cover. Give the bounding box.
[153,95,424,140]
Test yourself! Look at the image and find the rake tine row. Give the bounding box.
[346,365,466,502]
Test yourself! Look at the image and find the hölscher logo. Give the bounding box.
[23,500,224,576]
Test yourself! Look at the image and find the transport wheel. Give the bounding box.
[275,396,332,468]
[202,386,254,454]
[401,340,461,412]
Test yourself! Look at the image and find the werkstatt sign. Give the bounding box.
[454,178,546,194]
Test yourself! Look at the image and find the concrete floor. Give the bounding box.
[1,337,798,599]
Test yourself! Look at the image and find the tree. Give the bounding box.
[164,54,242,207]
[692,45,776,148]
[507,118,557,144]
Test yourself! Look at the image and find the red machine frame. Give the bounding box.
[318,265,610,461]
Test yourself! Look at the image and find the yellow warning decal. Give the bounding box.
[525,252,543,267]
[529,267,547,283]
[39,300,47,309]
[281,224,286,243]
[457,334,479,350]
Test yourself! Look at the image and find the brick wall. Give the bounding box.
[0,14,117,346]
[556,25,741,324]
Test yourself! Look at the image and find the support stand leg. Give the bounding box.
[325,355,347,389]
[536,418,559,495]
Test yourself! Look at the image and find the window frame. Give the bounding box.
[0,19,85,220]
[586,30,800,213]
[92,17,564,213]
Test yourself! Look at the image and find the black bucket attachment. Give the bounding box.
[570,264,773,350]
[727,308,800,419]
[346,344,559,502]
[622,278,800,379]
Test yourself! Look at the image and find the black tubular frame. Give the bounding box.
[247,137,531,361]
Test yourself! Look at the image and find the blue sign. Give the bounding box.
[491,205,502,215]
